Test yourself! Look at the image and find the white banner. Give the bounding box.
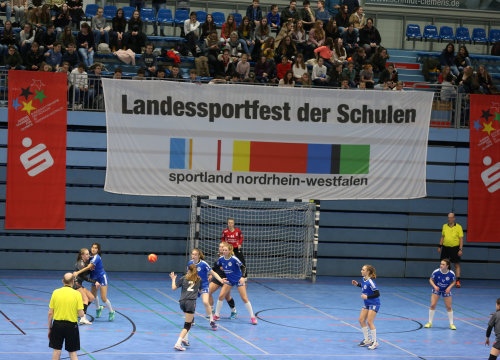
[102,79,433,200]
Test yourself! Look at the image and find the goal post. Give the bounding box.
[188,196,319,282]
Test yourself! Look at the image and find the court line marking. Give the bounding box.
[255,281,426,360]
[391,293,486,331]
[0,310,25,335]
[154,288,269,355]
[0,280,25,302]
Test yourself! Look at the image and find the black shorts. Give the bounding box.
[493,340,500,350]
[49,320,80,352]
[441,246,461,263]
[211,276,223,287]
[233,248,247,278]
[180,299,196,314]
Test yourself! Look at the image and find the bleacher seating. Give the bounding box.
[196,10,207,24]
[174,9,189,25]
[490,29,500,44]
[423,25,440,41]
[84,4,99,21]
[212,12,226,27]
[231,13,243,27]
[140,7,156,24]
[157,8,174,26]
[455,27,471,43]
[123,6,135,21]
[472,28,488,44]
[103,5,117,20]
[406,24,422,41]
[439,26,455,42]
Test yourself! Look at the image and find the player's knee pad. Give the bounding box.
[183,322,192,331]
[489,354,498,360]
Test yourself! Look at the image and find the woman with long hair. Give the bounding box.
[278,70,295,87]
[220,14,236,42]
[0,21,16,58]
[308,19,326,50]
[76,22,94,68]
[477,64,497,94]
[237,16,255,59]
[253,17,270,58]
[111,8,127,51]
[275,34,297,63]
[292,52,307,81]
[73,248,96,325]
[454,45,471,73]
[201,13,217,40]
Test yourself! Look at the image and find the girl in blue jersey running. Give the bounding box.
[187,248,226,330]
[214,242,257,325]
[352,264,380,350]
[73,243,115,321]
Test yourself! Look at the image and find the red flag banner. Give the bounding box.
[467,94,500,242]
[6,71,67,229]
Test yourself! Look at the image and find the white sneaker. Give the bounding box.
[368,341,379,350]
[79,317,92,325]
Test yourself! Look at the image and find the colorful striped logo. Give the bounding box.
[169,138,192,169]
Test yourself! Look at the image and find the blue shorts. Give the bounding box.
[199,285,209,294]
[227,279,244,287]
[363,304,380,312]
[432,289,451,297]
[92,273,108,287]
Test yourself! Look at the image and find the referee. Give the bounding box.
[48,273,84,360]
[438,212,464,288]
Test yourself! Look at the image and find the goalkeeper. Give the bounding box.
[221,218,247,278]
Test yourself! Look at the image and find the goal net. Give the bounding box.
[189,196,317,280]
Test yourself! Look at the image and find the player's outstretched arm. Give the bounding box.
[170,272,178,290]
[209,270,224,284]
[351,280,359,286]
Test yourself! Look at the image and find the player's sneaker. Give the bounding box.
[210,321,218,330]
[449,324,456,330]
[213,314,220,321]
[456,280,461,288]
[108,311,115,321]
[251,317,258,325]
[358,339,372,347]
[424,322,432,328]
[368,341,379,350]
[96,306,103,318]
[174,344,186,351]
[230,309,238,319]
[182,339,190,347]
[79,317,92,325]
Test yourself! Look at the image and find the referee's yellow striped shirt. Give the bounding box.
[49,286,83,323]
[442,223,463,247]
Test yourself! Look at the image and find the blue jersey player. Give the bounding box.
[424,258,456,330]
[188,248,225,330]
[73,243,115,321]
[352,264,380,350]
[214,242,257,325]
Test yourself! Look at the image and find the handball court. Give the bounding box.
[0,270,493,360]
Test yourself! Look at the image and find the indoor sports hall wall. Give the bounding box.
[0,109,498,278]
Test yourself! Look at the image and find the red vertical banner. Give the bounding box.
[6,71,67,229]
[467,94,500,242]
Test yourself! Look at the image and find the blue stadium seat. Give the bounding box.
[439,26,455,42]
[103,5,117,20]
[123,6,135,21]
[196,10,207,24]
[423,25,440,41]
[212,11,225,27]
[174,9,189,25]
[489,29,500,44]
[84,4,99,21]
[140,8,156,23]
[231,13,243,27]
[157,8,173,26]
[455,27,471,43]
[406,24,422,40]
[472,28,488,43]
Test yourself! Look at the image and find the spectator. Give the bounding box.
[292,20,308,57]
[184,11,200,56]
[17,22,35,56]
[12,0,27,27]
[275,18,294,50]
[139,42,157,77]
[342,60,356,87]
[308,19,326,51]
[314,36,334,69]
[225,31,242,61]
[36,23,57,53]
[70,62,88,109]
[281,0,299,23]
[312,56,328,86]
[298,71,311,87]
[24,41,43,70]
[455,45,471,74]
[325,18,340,40]
[349,6,365,36]
[279,70,295,87]
[52,3,72,36]
[60,25,76,51]
[220,14,236,42]
[56,61,70,84]
[29,6,43,29]
[315,0,330,26]
[133,68,146,79]
[44,40,62,69]
[369,46,389,73]
[324,0,340,18]
[201,13,217,40]
[156,67,166,79]
[130,0,144,11]
[88,63,103,108]
[477,64,497,94]
[152,0,166,36]
[0,21,16,58]
[0,1,11,23]
[359,63,375,88]
[92,7,110,46]
[267,4,280,32]
[254,54,276,83]
[261,36,275,60]
[76,22,94,68]
[342,23,358,56]
[39,4,52,27]
[378,62,398,86]
[332,37,346,64]
[353,46,368,72]
[236,53,250,80]
[298,0,315,31]
[328,62,343,87]
[458,66,481,94]
[67,0,83,29]
[335,4,349,33]
[39,61,52,72]
[275,35,296,63]
[343,0,360,16]
[48,273,84,360]
[246,0,262,28]
[124,10,146,54]
[254,17,270,58]
[189,68,201,83]
[340,78,350,89]
[492,41,500,56]
[204,30,221,75]
[438,65,456,84]
[61,42,78,70]
[440,73,456,101]
[292,52,307,81]
[113,67,123,79]
[111,8,126,51]
[359,18,381,57]
[276,54,292,79]
[439,43,458,76]
[215,48,236,80]
[238,16,255,59]
[167,63,183,80]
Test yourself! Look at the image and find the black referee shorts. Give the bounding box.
[49,320,80,352]
[441,246,461,264]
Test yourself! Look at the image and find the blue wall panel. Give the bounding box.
[319,228,408,244]
[319,243,406,258]
[320,212,409,228]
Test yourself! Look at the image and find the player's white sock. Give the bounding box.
[175,336,182,346]
[215,300,223,316]
[244,301,254,318]
[428,309,435,323]
[183,333,189,341]
[361,326,370,342]
[370,329,377,344]
[447,310,454,325]
[95,297,100,308]
[105,299,113,312]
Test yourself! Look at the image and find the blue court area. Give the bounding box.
[0,270,493,360]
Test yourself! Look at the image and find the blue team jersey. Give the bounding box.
[90,254,106,280]
[361,277,380,306]
[187,259,211,289]
[217,255,242,283]
[431,268,455,291]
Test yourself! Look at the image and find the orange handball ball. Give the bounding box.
[148,253,158,263]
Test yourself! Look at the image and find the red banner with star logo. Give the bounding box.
[467,95,500,242]
[6,71,67,229]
